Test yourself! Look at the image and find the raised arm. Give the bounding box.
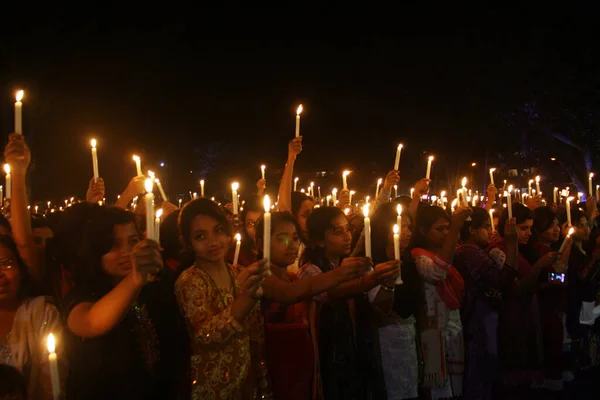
[4,134,43,285]
[277,137,302,212]
[438,206,472,263]
[484,184,498,211]
[85,177,105,204]
[408,178,431,220]
[115,176,146,209]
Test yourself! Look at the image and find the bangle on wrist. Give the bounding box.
[382,285,395,292]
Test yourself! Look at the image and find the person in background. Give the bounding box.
[0,364,27,400]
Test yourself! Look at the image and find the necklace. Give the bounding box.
[199,265,235,310]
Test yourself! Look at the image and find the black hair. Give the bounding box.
[239,196,264,253]
[300,206,345,271]
[291,192,314,218]
[254,212,302,260]
[497,203,534,238]
[409,205,450,251]
[178,198,232,249]
[0,364,26,398]
[159,210,182,261]
[0,235,31,298]
[31,214,51,230]
[0,215,11,234]
[459,208,491,242]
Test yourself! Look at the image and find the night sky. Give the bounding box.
[0,5,598,202]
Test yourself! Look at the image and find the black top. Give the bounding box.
[61,271,189,400]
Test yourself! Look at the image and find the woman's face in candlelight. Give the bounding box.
[539,219,560,244]
[269,221,301,267]
[189,214,231,263]
[425,218,450,248]
[296,200,315,235]
[320,214,352,257]
[573,217,590,242]
[101,223,140,281]
[243,211,263,242]
[470,222,492,248]
[516,219,534,245]
[385,218,412,260]
[0,245,21,302]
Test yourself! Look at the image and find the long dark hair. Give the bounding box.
[409,205,450,251]
[0,235,31,298]
[300,206,345,272]
[178,198,232,249]
[77,206,139,295]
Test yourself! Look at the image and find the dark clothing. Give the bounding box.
[61,271,189,400]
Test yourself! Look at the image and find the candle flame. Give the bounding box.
[529,179,534,184]
[15,90,24,102]
[508,185,513,192]
[232,182,239,191]
[461,177,467,186]
[47,333,56,353]
[156,209,163,219]
[365,196,370,203]
[393,224,399,234]
[332,188,338,194]
[294,177,299,182]
[144,178,153,193]
[451,198,458,207]
[428,156,434,161]
[263,195,271,212]
[489,168,496,173]
[296,104,303,115]
[398,144,403,149]
[440,191,446,197]
[200,180,204,185]
[344,208,350,215]
[343,170,351,177]
[535,176,540,183]
[590,172,595,179]
[567,196,574,202]
[235,233,241,242]
[261,165,266,170]
[397,204,402,216]
[568,227,575,236]
[490,209,495,214]
[3,164,10,174]
[132,155,140,162]
[362,203,370,218]
[310,182,314,187]
[91,139,97,148]
[377,178,383,185]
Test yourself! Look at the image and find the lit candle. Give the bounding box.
[472,195,479,207]
[4,164,11,199]
[263,195,272,275]
[261,165,266,180]
[489,209,495,232]
[200,180,205,198]
[597,185,599,200]
[155,209,163,243]
[145,179,155,240]
[342,170,350,190]
[363,204,372,258]
[178,198,182,208]
[90,139,99,183]
[233,233,242,265]
[375,178,382,199]
[528,179,534,196]
[451,198,458,212]
[46,333,61,399]
[294,177,299,191]
[461,177,468,207]
[14,90,23,135]
[0,186,3,203]
[34,205,38,214]
[566,196,574,226]
[326,195,331,206]
[410,188,414,199]
[394,144,403,170]
[589,173,594,196]
[553,187,558,204]
[295,105,303,137]
[310,182,314,197]
[502,180,507,191]
[559,227,575,252]
[393,185,398,199]
[318,186,322,199]
[393,224,403,285]
[426,156,434,180]
[231,182,239,215]
[578,192,583,203]
[155,179,167,201]
[349,190,355,205]
[507,185,513,220]
[332,188,338,206]
[535,176,541,194]
[489,168,496,185]
[396,204,402,230]
[133,155,142,177]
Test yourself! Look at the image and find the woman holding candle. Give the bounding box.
[254,211,371,400]
[486,204,561,396]
[453,208,519,400]
[0,234,66,399]
[63,206,188,399]
[174,199,271,399]
[297,206,400,399]
[408,204,471,400]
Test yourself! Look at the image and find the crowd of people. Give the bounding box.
[0,132,599,400]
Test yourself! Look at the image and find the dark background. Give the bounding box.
[1,5,598,203]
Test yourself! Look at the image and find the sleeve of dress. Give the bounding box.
[247,303,273,399]
[297,264,329,303]
[174,270,243,346]
[414,255,448,282]
[488,247,507,269]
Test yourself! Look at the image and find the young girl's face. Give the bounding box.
[321,214,352,257]
[539,219,560,244]
[516,219,534,245]
[296,200,315,236]
[270,221,301,267]
[101,222,141,281]
[189,214,231,263]
[0,245,22,302]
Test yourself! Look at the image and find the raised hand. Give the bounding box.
[452,206,473,226]
[487,184,498,201]
[333,257,373,283]
[504,217,518,243]
[413,178,431,197]
[288,136,303,160]
[86,177,105,203]
[525,194,544,210]
[238,259,269,299]
[371,260,401,284]
[4,133,30,173]
[383,170,400,191]
[131,239,163,287]
[256,178,266,196]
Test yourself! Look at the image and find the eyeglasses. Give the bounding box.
[0,259,14,271]
[433,226,450,232]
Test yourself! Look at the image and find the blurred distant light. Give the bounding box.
[189,170,193,174]
[550,157,557,161]
[160,162,165,167]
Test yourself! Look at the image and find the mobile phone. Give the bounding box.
[548,272,565,283]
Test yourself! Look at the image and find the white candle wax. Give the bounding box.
[14,90,23,135]
[263,195,272,276]
[507,186,513,220]
[295,105,303,137]
[47,334,60,399]
[342,171,350,190]
[489,168,496,185]
[535,176,541,194]
[528,180,533,197]
[294,177,298,192]
[232,182,239,215]
[133,155,142,177]
[363,204,372,258]
[349,190,355,205]
[332,189,337,207]
[91,139,99,182]
[200,180,205,198]
[589,173,594,196]
[559,228,574,253]
[394,144,403,170]
[233,233,241,265]
[597,185,599,201]
[426,156,434,180]
[155,209,163,244]
[489,209,495,232]
[0,186,4,203]
[375,178,382,200]
[553,188,558,204]
[4,165,11,200]
[566,197,573,226]
[393,185,398,199]
[393,224,403,285]
[178,199,182,208]
[145,179,155,240]
[155,179,168,201]
[410,188,414,199]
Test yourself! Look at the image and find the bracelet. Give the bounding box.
[382,285,395,292]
